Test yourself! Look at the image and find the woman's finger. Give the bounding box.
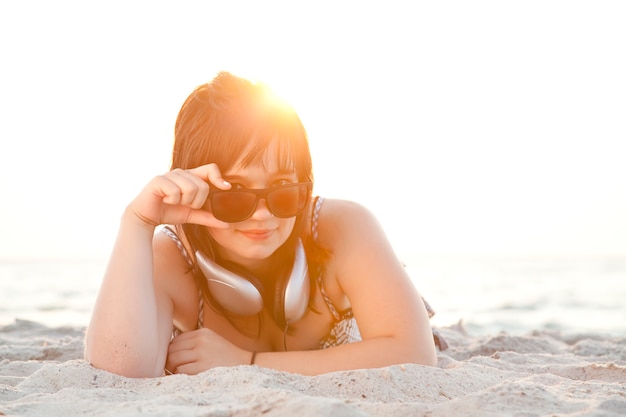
[185,208,230,229]
[184,172,211,209]
[162,171,197,206]
[188,163,231,191]
[167,332,198,354]
[164,169,203,207]
[165,349,196,374]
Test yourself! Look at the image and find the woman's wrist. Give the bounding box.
[122,206,159,233]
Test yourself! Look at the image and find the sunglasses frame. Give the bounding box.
[208,181,313,223]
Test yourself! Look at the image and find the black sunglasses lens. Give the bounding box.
[268,184,308,217]
[211,192,256,222]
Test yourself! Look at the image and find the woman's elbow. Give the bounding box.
[84,344,163,378]
[419,350,438,367]
[87,356,163,378]
[409,339,438,367]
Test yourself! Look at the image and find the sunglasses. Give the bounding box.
[208,182,312,223]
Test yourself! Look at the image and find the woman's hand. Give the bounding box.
[165,328,251,375]
[127,163,231,230]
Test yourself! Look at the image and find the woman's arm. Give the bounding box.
[253,199,437,374]
[84,211,174,377]
[84,164,230,377]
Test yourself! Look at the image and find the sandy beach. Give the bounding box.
[1,319,624,416]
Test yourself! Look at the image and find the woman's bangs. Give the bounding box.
[238,115,311,181]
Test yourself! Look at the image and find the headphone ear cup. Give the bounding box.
[280,241,310,326]
[195,251,264,316]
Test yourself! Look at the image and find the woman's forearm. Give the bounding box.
[253,336,437,376]
[84,209,169,377]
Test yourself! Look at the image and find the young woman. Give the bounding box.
[85,71,444,378]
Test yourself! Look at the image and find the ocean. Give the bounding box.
[1,256,625,337]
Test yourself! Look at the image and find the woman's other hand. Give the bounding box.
[165,328,251,375]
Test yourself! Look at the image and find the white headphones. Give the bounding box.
[195,240,310,325]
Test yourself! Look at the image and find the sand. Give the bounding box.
[1,319,625,417]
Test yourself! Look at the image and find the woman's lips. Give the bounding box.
[240,229,274,240]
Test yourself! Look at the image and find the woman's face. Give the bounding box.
[207,149,298,269]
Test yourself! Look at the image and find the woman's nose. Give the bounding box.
[250,198,272,220]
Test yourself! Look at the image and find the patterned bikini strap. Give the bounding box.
[161,226,194,268]
[311,197,342,321]
[311,196,324,243]
[161,226,205,329]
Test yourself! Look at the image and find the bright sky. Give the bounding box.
[1,1,625,261]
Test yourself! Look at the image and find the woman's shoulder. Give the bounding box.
[153,225,184,254]
[152,226,196,276]
[313,197,382,246]
[152,227,201,330]
[316,197,378,224]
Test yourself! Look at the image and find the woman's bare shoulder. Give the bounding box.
[152,229,195,287]
[153,227,191,267]
[315,198,383,244]
[317,198,376,222]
